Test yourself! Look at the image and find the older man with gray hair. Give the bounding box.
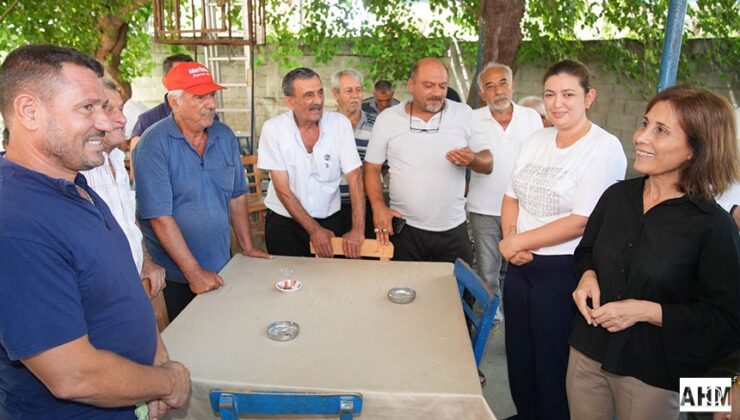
[467,62,542,315]
[134,62,269,321]
[258,67,365,258]
[331,68,377,236]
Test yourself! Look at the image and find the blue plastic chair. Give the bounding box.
[453,258,501,366]
[209,389,363,420]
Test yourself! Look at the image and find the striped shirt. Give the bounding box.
[340,110,374,203]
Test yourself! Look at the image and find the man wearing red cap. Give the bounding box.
[133,62,270,320]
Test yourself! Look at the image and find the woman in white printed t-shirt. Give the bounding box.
[497,60,627,420]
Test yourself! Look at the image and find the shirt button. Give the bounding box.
[616,295,623,300]
[628,242,633,248]
[620,268,625,273]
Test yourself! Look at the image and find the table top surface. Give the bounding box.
[162,255,493,418]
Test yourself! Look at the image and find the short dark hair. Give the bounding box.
[374,80,394,93]
[542,59,592,94]
[163,54,193,76]
[2,127,9,148]
[282,67,320,97]
[645,85,739,200]
[0,44,103,121]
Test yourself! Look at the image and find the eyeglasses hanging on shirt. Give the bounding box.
[409,101,444,134]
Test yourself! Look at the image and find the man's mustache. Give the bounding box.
[308,105,323,112]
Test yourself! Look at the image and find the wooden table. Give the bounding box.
[162,255,496,419]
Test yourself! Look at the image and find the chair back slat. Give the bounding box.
[310,237,394,261]
[210,389,363,419]
[454,258,501,366]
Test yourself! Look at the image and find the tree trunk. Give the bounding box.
[95,14,131,99]
[467,0,526,106]
[94,1,148,100]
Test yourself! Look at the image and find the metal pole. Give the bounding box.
[657,0,688,92]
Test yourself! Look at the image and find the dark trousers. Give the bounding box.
[390,222,473,264]
[338,199,376,239]
[265,209,344,257]
[163,280,196,321]
[504,254,576,420]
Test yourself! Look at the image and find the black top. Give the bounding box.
[570,177,740,391]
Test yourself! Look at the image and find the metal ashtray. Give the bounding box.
[267,321,300,341]
[387,287,416,304]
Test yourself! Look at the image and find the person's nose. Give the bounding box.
[111,109,126,126]
[204,94,217,110]
[95,108,114,132]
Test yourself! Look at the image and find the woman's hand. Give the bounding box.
[509,250,534,266]
[572,270,601,325]
[591,299,662,332]
[499,235,522,261]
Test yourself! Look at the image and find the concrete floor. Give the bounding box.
[480,323,517,419]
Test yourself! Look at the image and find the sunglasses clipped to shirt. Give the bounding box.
[409,101,444,134]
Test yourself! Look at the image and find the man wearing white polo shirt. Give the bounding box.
[468,62,543,303]
[365,57,492,263]
[258,67,365,258]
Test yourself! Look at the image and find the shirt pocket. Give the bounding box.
[208,163,236,193]
[312,152,341,183]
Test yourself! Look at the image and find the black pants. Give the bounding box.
[504,254,576,420]
[265,209,344,257]
[338,199,376,239]
[390,222,473,264]
[163,280,196,321]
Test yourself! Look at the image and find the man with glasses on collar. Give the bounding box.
[364,57,492,263]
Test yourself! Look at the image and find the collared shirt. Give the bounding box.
[570,177,740,391]
[365,99,488,231]
[339,110,374,204]
[258,111,362,219]
[131,94,171,138]
[0,157,156,418]
[133,115,247,283]
[80,148,144,274]
[361,96,400,125]
[506,123,627,255]
[467,103,543,216]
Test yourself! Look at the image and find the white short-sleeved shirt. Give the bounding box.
[716,182,740,213]
[80,148,144,274]
[467,103,543,216]
[258,111,362,219]
[506,123,627,255]
[365,99,489,231]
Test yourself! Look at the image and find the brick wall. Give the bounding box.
[130,41,739,178]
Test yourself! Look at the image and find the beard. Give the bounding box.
[45,117,105,172]
[421,96,444,113]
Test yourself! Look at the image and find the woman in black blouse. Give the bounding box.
[567,85,740,419]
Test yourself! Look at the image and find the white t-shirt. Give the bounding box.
[467,103,543,216]
[80,148,144,274]
[365,99,489,231]
[506,124,627,255]
[258,111,362,219]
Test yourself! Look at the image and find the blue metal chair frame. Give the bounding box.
[209,389,363,420]
[454,258,500,366]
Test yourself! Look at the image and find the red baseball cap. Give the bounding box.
[164,62,225,95]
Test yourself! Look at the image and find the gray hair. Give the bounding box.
[330,69,363,91]
[518,95,546,116]
[282,67,320,97]
[476,62,513,91]
[168,89,184,101]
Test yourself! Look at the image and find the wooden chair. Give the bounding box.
[143,277,170,332]
[209,389,362,420]
[241,155,267,239]
[309,237,394,261]
[453,258,500,366]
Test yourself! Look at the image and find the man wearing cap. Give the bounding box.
[134,62,270,320]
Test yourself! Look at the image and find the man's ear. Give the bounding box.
[13,94,42,131]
